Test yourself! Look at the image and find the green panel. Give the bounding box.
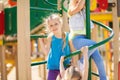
[4,0,58,35]
[5,7,17,35]
[30,0,57,8]
[30,0,58,30]
[30,10,57,30]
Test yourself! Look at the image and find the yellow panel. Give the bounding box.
[90,0,97,11]
[32,57,44,62]
[0,40,3,45]
[119,17,120,20]
[91,12,113,21]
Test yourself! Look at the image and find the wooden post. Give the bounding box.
[112,0,120,80]
[91,24,98,80]
[0,36,7,80]
[62,0,69,32]
[0,1,7,80]
[119,62,120,80]
[16,0,31,80]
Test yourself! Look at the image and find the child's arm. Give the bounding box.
[38,34,51,56]
[68,0,85,16]
[60,56,65,77]
[69,40,79,66]
[81,46,89,80]
[69,40,76,52]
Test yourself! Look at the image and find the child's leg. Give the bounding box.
[91,50,107,80]
[47,70,60,80]
[72,36,107,80]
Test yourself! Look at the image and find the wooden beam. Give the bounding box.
[30,24,44,34]
[16,0,31,80]
[112,0,120,80]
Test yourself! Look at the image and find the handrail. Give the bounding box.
[61,0,67,12]
[30,7,59,12]
[31,35,47,39]
[31,61,47,66]
[31,21,114,66]
[3,35,47,44]
[44,0,57,6]
[92,72,99,77]
[65,21,114,59]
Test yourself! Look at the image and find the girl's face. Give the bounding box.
[64,66,81,80]
[48,18,62,34]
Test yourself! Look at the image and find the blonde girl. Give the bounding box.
[39,14,71,80]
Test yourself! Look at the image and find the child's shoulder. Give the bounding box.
[47,33,53,40]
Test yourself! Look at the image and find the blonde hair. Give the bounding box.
[63,66,82,80]
[44,14,62,26]
[44,14,66,50]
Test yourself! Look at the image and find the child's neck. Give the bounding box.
[54,32,63,38]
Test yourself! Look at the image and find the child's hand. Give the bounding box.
[60,56,65,63]
[81,46,88,56]
[67,10,72,17]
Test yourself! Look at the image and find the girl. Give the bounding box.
[68,0,107,80]
[39,14,71,80]
[57,46,89,80]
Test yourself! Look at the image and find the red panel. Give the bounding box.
[8,0,17,6]
[97,0,108,10]
[0,11,4,35]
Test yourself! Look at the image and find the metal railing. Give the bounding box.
[31,21,114,66]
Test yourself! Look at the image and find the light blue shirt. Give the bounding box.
[47,33,71,70]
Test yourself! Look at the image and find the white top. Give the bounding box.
[77,60,84,74]
[69,9,94,35]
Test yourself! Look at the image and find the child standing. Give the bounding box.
[68,0,107,80]
[38,14,71,80]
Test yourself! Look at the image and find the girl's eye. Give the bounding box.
[55,23,58,26]
[50,25,53,27]
[75,0,79,3]
[76,1,78,3]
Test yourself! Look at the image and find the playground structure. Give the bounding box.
[0,0,120,80]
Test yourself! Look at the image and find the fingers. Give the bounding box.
[60,56,65,63]
[81,46,88,55]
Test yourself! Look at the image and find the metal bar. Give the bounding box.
[44,0,57,6]
[30,7,59,12]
